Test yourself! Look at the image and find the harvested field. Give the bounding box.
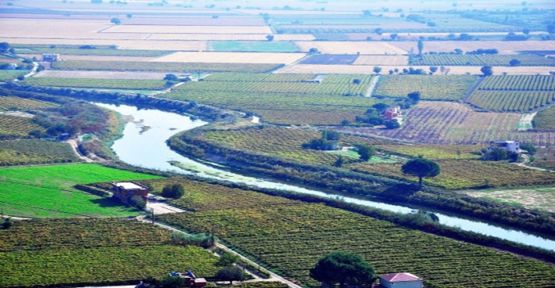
[153,52,306,64]
[148,33,315,41]
[103,25,272,34]
[295,41,407,54]
[5,38,207,51]
[122,15,265,26]
[0,18,110,39]
[208,41,299,52]
[33,70,168,80]
[300,54,358,65]
[391,41,555,54]
[465,186,555,213]
[354,55,409,65]
[341,101,555,146]
[54,55,157,62]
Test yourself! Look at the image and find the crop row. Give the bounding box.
[0,115,43,138]
[410,54,555,66]
[477,75,555,91]
[0,96,56,111]
[158,190,555,288]
[24,77,167,90]
[373,75,478,101]
[52,61,282,73]
[0,139,78,166]
[468,91,555,112]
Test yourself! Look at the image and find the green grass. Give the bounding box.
[156,178,555,287]
[0,139,78,165]
[0,70,27,82]
[24,77,167,90]
[373,75,478,101]
[534,105,555,130]
[0,163,160,218]
[209,41,299,52]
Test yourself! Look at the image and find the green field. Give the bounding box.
[209,41,299,52]
[156,178,555,287]
[14,45,173,57]
[0,163,160,217]
[0,70,28,82]
[24,77,167,90]
[534,105,555,130]
[0,139,78,165]
[164,73,380,125]
[0,218,218,287]
[373,75,478,101]
[410,54,555,66]
[0,115,43,138]
[52,61,282,73]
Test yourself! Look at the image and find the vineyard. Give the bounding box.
[0,163,160,218]
[0,218,218,287]
[14,45,173,57]
[468,75,555,112]
[164,73,381,125]
[0,139,77,165]
[350,159,555,190]
[410,54,555,66]
[0,115,43,138]
[157,184,555,288]
[377,144,480,160]
[52,61,282,73]
[0,96,55,111]
[24,77,167,90]
[534,106,555,130]
[373,75,478,101]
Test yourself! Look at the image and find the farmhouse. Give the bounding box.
[379,272,423,288]
[488,140,522,154]
[42,53,60,62]
[383,105,403,124]
[111,182,149,205]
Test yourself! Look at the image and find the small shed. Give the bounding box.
[112,182,149,204]
[379,272,423,288]
[42,53,60,62]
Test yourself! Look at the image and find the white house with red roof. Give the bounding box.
[379,272,423,288]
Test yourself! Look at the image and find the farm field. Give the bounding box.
[0,139,77,166]
[14,45,174,57]
[0,96,55,111]
[52,60,281,73]
[295,41,407,54]
[147,33,315,41]
[464,186,555,212]
[5,38,208,51]
[354,55,409,65]
[342,101,555,146]
[376,144,481,160]
[534,105,555,130]
[300,54,359,65]
[23,77,167,90]
[0,163,160,218]
[49,55,158,62]
[0,115,43,138]
[153,52,306,64]
[350,159,555,190]
[373,75,478,100]
[103,24,272,34]
[0,70,27,82]
[391,40,555,54]
[208,41,300,52]
[0,218,218,287]
[157,183,555,287]
[410,54,555,66]
[33,70,170,80]
[468,75,555,112]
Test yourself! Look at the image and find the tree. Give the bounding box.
[548,23,555,34]
[161,184,185,199]
[384,120,400,129]
[333,156,344,168]
[401,158,441,187]
[322,130,340,141]
[110,17,121,25]
[215,266,245,284]
[356,144,374,161]
[372,103,389,113]
[164,74,179,81]
[417,39,424,56]
[373,66,382,74]
[160,275,185,288]
[520,143,536,155]
[0,42,10,53]
[217,252,239,267]
[407,91,421,103]
[390,33,398,41]
[523,28,530,35]
[509,59,521,66]
[308,48,320,54]
[129,195,146,210]
[352,78,361,85]
[266,34,274,41]
[2,217,12,230]
[480,65,493,76]
[310,252,375,287]
[429,66,438,74]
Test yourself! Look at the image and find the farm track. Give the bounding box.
[365,75,379,97]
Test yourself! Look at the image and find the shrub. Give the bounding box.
[217,251,239,267]
[161,184,185,199]
[215,266,245,283]
[129,195,146,210]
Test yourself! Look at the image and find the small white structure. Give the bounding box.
[379,272,423,288]
[488,140,522,154]
[383,106,403,125]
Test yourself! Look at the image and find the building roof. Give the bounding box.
[380,272,421,282]
[113,182,145,190]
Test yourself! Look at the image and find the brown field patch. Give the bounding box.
[32,70,167,80]
[295,41,407,54]
[354,55,409,65]
[153,52,305,64]
[103,25,272,34]
[391,40,555,54]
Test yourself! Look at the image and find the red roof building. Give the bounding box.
[379,272,423,288]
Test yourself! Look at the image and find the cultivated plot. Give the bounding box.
[153,52,306,64]
[295,41,407,54]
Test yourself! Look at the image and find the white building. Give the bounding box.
[488,140,522,154]
[379,272,423,288]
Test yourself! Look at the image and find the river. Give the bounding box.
[96,103,555,251]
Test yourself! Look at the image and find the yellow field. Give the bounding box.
[153,52,306,64]
[103,25,272,34]
[277,64,555,75]
[392,41,555,54]
[354,55,409,65]
[295,41,407,54]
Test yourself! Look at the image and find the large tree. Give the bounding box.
[310,252,375,287]
[401,158,441,187]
